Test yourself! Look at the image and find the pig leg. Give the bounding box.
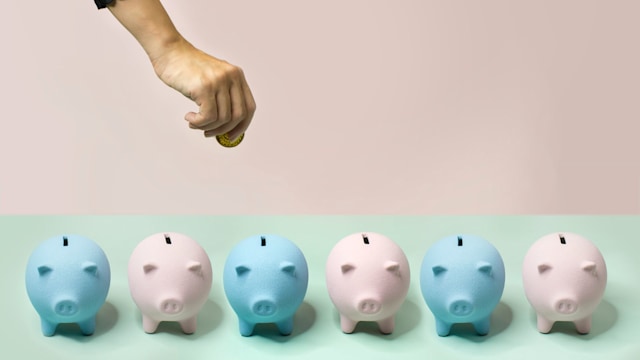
[276,316,294,336]
[472,316,490,336]
[574,316,592,334]
[536,314,554,333]
[435,318,452,337]
[179,316,197,335]
[78,317,96,335]
[340,315,358,334]
[142,315,160,333]
[377,316,395,335]
[239,318,256,337]
[40,318,58,337]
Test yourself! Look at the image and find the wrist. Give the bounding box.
[145,30,188,64]
[149,37,202,90]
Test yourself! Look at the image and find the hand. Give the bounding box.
[151,40,256,141]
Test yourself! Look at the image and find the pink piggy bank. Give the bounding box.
[325,232,410,334]
[522,232,607,334]
[128,232,213,334]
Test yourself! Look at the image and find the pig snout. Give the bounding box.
[555,298,578,315]
[160,298,184,314]
[449,299,474,317]
[252,300,277,317]
[55,300,79,316]
[357,298,382,315]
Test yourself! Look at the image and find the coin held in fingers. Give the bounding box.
[216,133,244,148]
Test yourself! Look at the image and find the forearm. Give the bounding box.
[106,0,188,62]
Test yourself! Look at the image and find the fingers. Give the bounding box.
[216,89,232,126]
[184,97,218,128]
[222,79,257,140]
[188,76,256,140]
[233,79,257,137]
[152,43,255,143]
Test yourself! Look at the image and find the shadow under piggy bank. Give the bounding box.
[443,301,513,342]
[332,299,422,339]
[527,299,617,339]
[54,301,118,341]
[250,301,316,342]
[136,299,223,339]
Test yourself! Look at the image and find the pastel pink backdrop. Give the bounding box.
[1,1,639,214]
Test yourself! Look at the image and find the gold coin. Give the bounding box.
[216,133,244,148]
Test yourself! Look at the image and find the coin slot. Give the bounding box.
[164,234,172,245]
[457,236,463,247]
[559,234,566,245]
[261,236,266,247]
[63,236,68,247]
[362,234,370,245]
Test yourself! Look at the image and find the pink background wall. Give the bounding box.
[1,0,639,214]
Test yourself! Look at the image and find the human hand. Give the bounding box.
[151,40,256,141]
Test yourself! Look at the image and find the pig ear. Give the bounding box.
[235,265,251,276]
[432,265,447,276]
[582,261,597,276]
[537,263,552,274]
[187,261,202,274]
[280,261,296,276]
[83,262,99,277]
[341,263,355,274]
[143,263,157,274]
[385,261,401,276]
[37,265,52,276]
[477,262,493,277]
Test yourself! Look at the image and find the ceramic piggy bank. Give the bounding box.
[25,235,111,336]
[223,234,309,336]
[420,234,505,336]
[522,232,607,334]
[128,232,212,334]
[325,232,410,334]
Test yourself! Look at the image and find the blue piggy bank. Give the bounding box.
[420,234,505,336]
[25,235,111,336]
[223,235,308,336]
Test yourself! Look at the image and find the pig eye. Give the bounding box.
[477,262,493,277]
[582,261,597,276]
[235,265,251,276]
[280,261,296,276]
[83,262,99,277]
[385,261,401,277]
[432,265,447,276]
[341,263,356,274]
[37,265,53,276]
[143,263,158,274]
[537,263,552,274]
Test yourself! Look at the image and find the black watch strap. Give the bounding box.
[95,0,115,9]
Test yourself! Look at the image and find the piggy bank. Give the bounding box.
[420,234,505,336]
[128,232,213,334]
[25,235,111,336]
[223,235,309,336]
[325,232,410,334]
[522,232,607,334]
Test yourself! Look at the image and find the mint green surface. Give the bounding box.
[2,216,638,359]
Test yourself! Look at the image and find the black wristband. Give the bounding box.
[95,0,115,9]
